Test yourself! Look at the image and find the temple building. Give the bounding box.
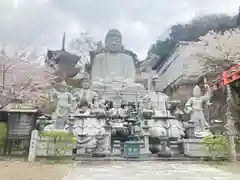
[153,42,206,101]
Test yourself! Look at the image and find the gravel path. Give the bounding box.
[0,161,71,180]
[65,161,240,180]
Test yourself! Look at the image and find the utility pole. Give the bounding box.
[225,85,237,162]
[236,6,240,27]
[1,64,5,90]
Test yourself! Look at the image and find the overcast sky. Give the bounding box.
[0,0,239,59]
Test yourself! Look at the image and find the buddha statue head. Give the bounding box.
[105,29,122,52]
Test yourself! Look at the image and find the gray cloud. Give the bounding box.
[0,0,239,59]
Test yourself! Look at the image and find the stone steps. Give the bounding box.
[74,155,205,162]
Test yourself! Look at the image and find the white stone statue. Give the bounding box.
[72,75,98,110]
[91,29,146,103]
[48,81,74,130]
[91,29,136,83]
[185,84,212,136]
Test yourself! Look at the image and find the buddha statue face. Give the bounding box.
[105,29,122,52]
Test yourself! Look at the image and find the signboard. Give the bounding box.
[6,103,37,138]
[3,103,38,113]
[8,113,35,138]
[10,103,35,110]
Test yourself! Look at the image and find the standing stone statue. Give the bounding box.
[91,29,136,82]
[49,81,74,130]
[185,84,212,134]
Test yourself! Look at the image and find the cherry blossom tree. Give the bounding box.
[0,45,54,109]
[189,28,240,74]
[188,29,240,162]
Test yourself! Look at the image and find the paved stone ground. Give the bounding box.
[64,161,240,180]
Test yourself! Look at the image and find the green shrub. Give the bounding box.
[202,135,228,161]
[0,123,7,148]
[40,131,77,161]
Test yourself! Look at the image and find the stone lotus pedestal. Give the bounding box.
[150,110,170,156]
[72,111,111,156]
[73,113,95,155]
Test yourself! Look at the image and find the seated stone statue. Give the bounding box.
[72,75,98,110]
[91,29,136,83]
[91,29,146,103]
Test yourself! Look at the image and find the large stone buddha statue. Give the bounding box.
[91,29,136,83]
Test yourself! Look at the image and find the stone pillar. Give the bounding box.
[28,130,39,162]
[68,115,75,134]
[142,120,151,155]
[186,120,196,138]
[143,133,150,155]
[120,141,124,156]
[103,124,111,155]
[68,114,76,159]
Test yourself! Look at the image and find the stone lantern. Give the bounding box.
[38,115,47,132]
[68,114,75,134]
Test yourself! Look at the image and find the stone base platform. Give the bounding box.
[75,155,202,162]
[183,138,208,157]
